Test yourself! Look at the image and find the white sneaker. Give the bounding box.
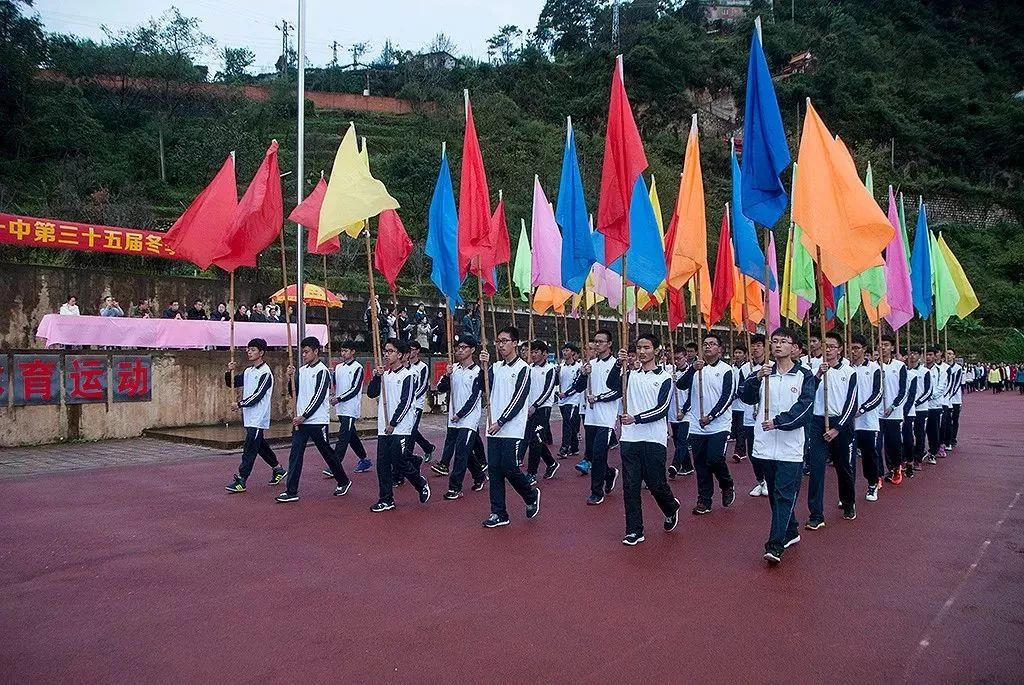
[749,481,765,497]
[865,485,878,502]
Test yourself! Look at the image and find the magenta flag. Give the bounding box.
[883,185,915,330]
[767,232,781,333]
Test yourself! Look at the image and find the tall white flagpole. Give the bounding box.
[295,0,307,344]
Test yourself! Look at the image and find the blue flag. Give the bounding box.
[556,123,597,294]
[910,199,932,318]
[608,176,666,293]
[425,152,463,310]
[740,27,791,228]
[731,148,775,291]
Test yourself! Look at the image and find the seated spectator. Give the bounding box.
[100,295,124,317]
[265,304,282,323]
[59,296,80,316]
[187,299,208,320]
[163,300,184,320]
[236,304,250,321]
[128,298,152,318]
[210,302,230,321]
[249,302,268,322]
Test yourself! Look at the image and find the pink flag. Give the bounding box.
[530,177,571,313]
[797,296,812,321]
[882,186,914,330]
[591,263,623,308]
[766,233,781,333]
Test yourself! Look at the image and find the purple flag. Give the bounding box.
[767,233,781,333]
[883,186,914,330]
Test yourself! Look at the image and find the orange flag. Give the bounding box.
[666,115,711,323]
[730,272,765,332]
[793,101,893,285]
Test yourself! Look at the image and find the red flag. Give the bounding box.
[597,56,648,265]
[288,176,339,255]
[213,141,283,272]
[709,210,735,327]
[374,209,413,292]
[457,94,496,293]
[164,154,237,270]
[663,200,686,329]
[491,196,510,266]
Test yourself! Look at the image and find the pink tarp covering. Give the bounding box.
[36,314,327,349]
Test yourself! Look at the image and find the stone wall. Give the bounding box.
[0,349,387,447]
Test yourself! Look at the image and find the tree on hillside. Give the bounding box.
[487,25,523,64]
[536,0,605,56]
[0,0,46,157]
[215,46,254,83]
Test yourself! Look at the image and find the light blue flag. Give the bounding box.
[731,147,776,291]
[609,176,666,293]
[556,122,597,294]
[425,151,463,310]
[909,199,933,319]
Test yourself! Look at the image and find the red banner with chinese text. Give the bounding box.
[0,213,180,260]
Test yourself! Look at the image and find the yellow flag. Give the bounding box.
[779,224,803,323]
[937,235,979,318]
[317,124,399,244]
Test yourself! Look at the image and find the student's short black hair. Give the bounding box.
[851,334,869,348]
[530,339,548,352]
[684,341,698,351]
[946,346,956,355]
[770,326,800,344]
[246,338,268,352]
[825,331,843,347]
[498,326,520,342]
[458,336,479,348]
[733,344,748,354]
[408,340,422,351]
[928,345,942,354]
[637,333,659,349]
[881,334,896,345]
[703,332,723,346]
[561,342,580,354]
[301,336,321,352]
[338,339,357,350]
[751,333,766,345]
[594,328,614,342]
[383,337,410,354]
[627,344,637,353]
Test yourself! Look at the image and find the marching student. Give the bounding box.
[935,347,953,458]
[322,340,372,479]
[557,343,583,459]
[924,346,946,464]
[729,344,749,464]
[901,346,924,477]
[668,348,695,478]
[276,337,352,503]
[944,349,964,453]
[801,334,824,374]
[738,335,768,496]
[606,334,680,546]
[740,327,816,564]
[573,329,622,505]
[805,331,858,527]
[877,334,908,486]
[436,336,487,499]
[848,335,883,501]
[366,338,431,512]
[224,338,287,493]
[404,340,437,463]
[677,333,736,515]
[525,340,559,484]
[478,326,540,527]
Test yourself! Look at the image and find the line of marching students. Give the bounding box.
[222,321,967,565]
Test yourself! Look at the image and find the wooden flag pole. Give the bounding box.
[528,287,535,343]
[364,225,388,419]
[763,229,773,421]
[506,261,517,329]
[666,303,681,421]
[843,289,852,359]
[279,227,297,415]
[815,247,829,431]
[554,305,561,353]
[582,284,593,401]
[322,254,332,368]
[227,271,240,406]
[695,265,705,416]
[445,298,454,364]
[489,296,498,347]
[476,257,492,425]
[879,314,889,414]
[621,254,630,413]
[741,274,752,351]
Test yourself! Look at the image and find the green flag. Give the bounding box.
[512,219,531,302]
[857,163,887,306]
[788,163,817,304]
[929,230,960,330]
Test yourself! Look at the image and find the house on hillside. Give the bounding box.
[409,51,461,71]
[705,0,754,23]
[777,51,816,79]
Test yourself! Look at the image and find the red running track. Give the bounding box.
[1,392,1022,683]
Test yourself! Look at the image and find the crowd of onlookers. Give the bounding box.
[57,295,292,322]
[966,361,1024,394]
[362,296,483,354]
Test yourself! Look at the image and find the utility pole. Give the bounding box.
[330,40,339,67]
[276,20,294,76]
